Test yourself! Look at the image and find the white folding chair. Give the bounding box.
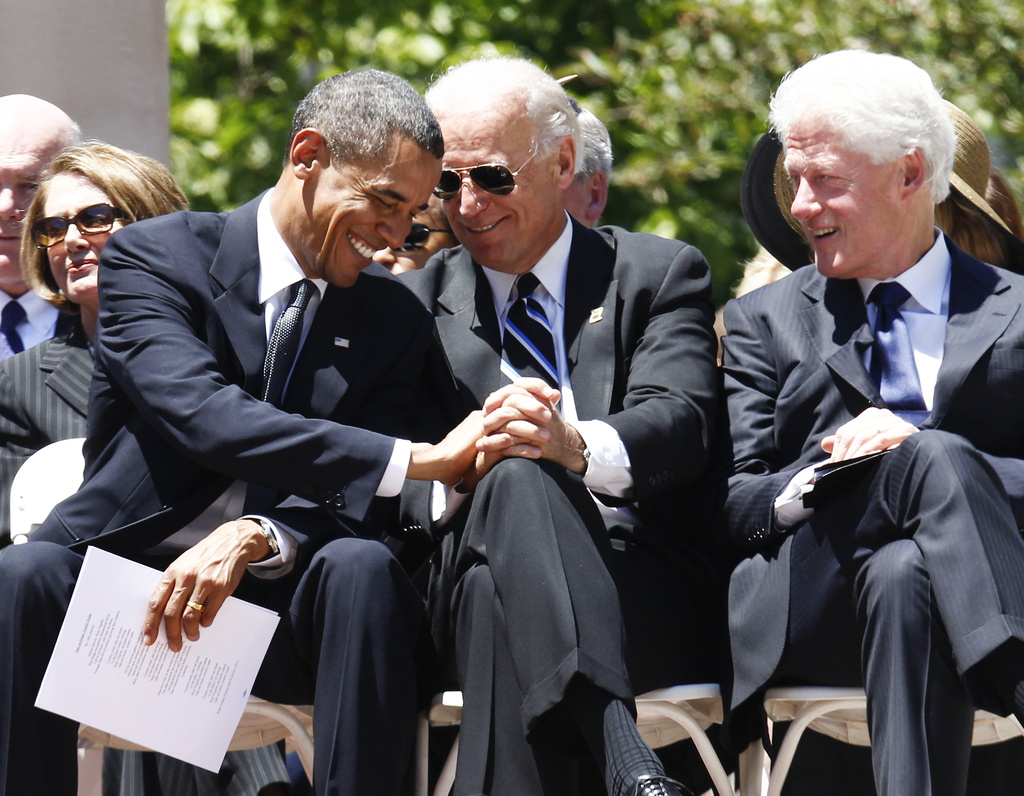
[416,684,753,796]
[762,685,1024,796]
[8,439,317,793]
[9,438,85,544]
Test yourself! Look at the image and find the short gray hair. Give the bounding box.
[769,50,955,204]
[287,69,443,164]
[571,103,612,181]
[426,58,580,173]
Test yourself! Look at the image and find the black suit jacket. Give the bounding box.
[31,195,434,572]
[720,237,1024,705]
[401,218,720,555]
[0,314,91,540]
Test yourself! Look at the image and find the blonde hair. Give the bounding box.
[22,141,188,312]
[933,170,1024,270]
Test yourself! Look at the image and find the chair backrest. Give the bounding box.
[10,437,86,544]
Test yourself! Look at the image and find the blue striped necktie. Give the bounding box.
[501,272,559,389]
[869,281,928,425]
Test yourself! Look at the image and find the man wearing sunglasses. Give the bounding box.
[0,71,484,795]
[0,94,79,360]
[400,58,720,796]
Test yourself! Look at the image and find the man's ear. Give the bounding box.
[900,149,928,197]
[585,172,609,223]
[289,129,327,180]
[554,135,577,190]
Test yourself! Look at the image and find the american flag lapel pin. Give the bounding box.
[334,337,349,348]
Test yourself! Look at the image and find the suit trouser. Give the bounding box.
[430,458,717,796]
[0,537,423,796]
[772,430,1024,796]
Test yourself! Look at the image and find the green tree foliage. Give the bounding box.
[168,0,1024,304]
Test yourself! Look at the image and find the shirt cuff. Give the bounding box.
[376,438,411,497]
[243,515,297,579]
[772,464,819,529]
[573,419,633,498]
[426,479,468,529]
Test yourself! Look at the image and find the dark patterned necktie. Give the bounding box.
[0,300,26,359]
[501,272,559,389]
[261,279,315,406]
[869,281,928,425]
[246,279,316,514]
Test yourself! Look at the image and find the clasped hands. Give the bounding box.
[147,379,583,648]
[409,377,586,491]
[463,378,587,490]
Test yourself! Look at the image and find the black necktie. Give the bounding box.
[1,300,26,358]
[869,281,928,425]
[261,279,315,406]
[501,272,559,389]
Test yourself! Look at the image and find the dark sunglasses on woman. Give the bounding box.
[396,223,455,252]
[32,203,126,249]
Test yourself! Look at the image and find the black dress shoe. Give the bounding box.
[631,774,694,796]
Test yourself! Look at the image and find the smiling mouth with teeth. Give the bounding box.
[348,233,377,259]
[812,227,838,238]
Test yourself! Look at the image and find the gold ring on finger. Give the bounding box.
[186,600,205,613]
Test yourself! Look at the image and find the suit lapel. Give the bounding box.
[209,197,266,393]
[563,225,618,420]
[435,252,505,407]
[41,324,93,416]
[927,248,1017,427]
[800,274,879,404]
[283,281,372,417]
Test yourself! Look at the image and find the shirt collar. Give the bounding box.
[2,290,56,334]
[858,229,951,315]
[481,212,573,318]
[256,191,327,304]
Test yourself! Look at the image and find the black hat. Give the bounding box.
[740,129,812,270]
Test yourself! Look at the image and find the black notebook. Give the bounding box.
[802,450,891,508]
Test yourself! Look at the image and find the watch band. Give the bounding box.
[253,517,280,556]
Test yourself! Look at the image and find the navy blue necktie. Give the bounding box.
[869,282,928,425]
[261,279,315,406]
[0,300,26,359]
[501,272,559,389]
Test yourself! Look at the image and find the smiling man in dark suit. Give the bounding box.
[0,70,483,796]
[721,50,1024,796]
[401,58,721,796]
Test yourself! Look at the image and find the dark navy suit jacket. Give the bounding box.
[31,194,434,576]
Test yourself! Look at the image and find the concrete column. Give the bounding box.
[0,0,170,164]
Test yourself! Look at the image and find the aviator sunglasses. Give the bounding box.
[32,203,127,248]
[433,150,538,200]
[396,223,455,252]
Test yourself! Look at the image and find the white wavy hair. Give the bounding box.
[769,50,955,204]
[575,107,612,180]
[427,57,581,174]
